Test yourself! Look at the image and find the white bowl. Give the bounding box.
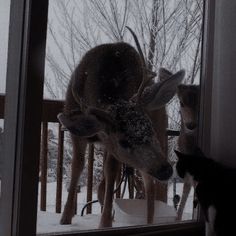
[113,198,177,225]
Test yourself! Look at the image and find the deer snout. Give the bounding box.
[185,122,197,130]
[153,163,173,181]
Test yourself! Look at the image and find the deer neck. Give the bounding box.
[178,122,197,154]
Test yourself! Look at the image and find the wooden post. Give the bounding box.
[40,122,48,211]
[128,174,134,199]
[115,166,121,199]
[56,124,64,213]
[86,144,94,214]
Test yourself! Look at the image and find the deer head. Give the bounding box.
[58,69,185,181]
[177,84,200,134]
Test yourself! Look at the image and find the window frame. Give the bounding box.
[198,0,215,157]
[0,0,48,235]
[0,0,216,235]
[37,222,204,236]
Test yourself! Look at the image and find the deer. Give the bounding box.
[57,28,185,228]
[176,84,200,220]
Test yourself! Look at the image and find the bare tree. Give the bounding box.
[45,0,202,95]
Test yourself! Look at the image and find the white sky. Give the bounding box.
[0,0,10,93]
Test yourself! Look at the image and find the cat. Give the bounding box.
[175,149,236,236]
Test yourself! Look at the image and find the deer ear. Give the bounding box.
[87,107,116,132]
[57,113,102,137]
[159,67,173,81]
[141,70,185,111]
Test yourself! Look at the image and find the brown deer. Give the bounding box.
[57,31,185,227]
[176,84,200,220]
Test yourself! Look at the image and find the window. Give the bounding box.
[38,1,204,234]
[0,0,10,194]
[5,0,234,235]
[0,1,49,235]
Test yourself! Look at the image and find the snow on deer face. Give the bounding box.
[106,100,172,180]
[58,70,185,181]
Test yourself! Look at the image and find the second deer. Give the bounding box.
[176,84,200,220]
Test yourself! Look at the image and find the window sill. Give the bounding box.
[37,221,205,236]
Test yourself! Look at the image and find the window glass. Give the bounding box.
[0,0,10,94]
[37,0,203,234]
[0,0,10,196]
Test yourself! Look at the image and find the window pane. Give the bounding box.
[37,0,203,234]
[0,0,10,94]
[0,0,10,196]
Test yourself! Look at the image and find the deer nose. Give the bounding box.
[155,163,173,181]
[186,122,197,130]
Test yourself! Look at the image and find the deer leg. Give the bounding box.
[97,150,107,209]
[99,155,120,228]
[97,177,105,211]
[177,182,192,221]
[60,136,87,224]
[97,163,121,211]
[134,170,145,199]
[141,171,155,224]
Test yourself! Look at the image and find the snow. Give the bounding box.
[37,212,135,235]
[36,182,194,234]
[37,212,99,234]
[108,100,153,147]
[37,183,101,215]
[37,182,136,234]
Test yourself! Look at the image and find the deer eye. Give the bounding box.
[119,139,131,149]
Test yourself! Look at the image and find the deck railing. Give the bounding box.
[39,98,65,213]
[0,94,4,119]
[0,94,105,214]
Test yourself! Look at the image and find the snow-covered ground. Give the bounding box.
[37,182,194,234]
[37,212,134,235]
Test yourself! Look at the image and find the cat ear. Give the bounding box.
[174,150,186,160]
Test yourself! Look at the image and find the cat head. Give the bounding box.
[174,148,206,181]
[174,150,191,179]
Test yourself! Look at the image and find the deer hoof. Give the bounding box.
[60,216,72,225]
[99,220,112,228]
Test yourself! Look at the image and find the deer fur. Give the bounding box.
[176,84,200,220]
[58,38,185,228]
